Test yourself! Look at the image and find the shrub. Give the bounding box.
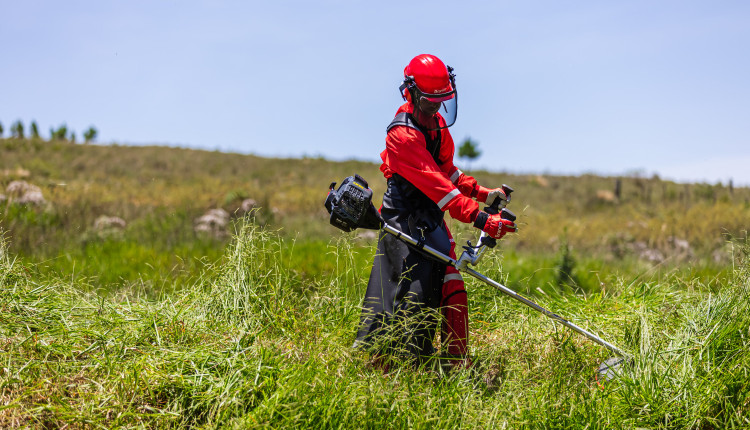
[10,120,24,139]
[50,123,68,140]
[556,230,579,289]
[30,120,40,139]
[83,126,98,143]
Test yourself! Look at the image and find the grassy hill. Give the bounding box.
[1,138,749,427]
[1,138,748,290]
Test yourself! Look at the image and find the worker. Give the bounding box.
[354,54,517,368]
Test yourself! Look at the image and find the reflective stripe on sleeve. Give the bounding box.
[444,273,463,283]
[437,189,461,209]
[450,169,463,184]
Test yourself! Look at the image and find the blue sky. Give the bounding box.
[2,1,749,185]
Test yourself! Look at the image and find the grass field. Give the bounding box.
[1,138,750,428]
[1,222,748,428]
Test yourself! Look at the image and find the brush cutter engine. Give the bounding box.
[324,174,384,232]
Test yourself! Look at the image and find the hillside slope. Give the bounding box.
[1,138,748,290]
[2,138,747,249]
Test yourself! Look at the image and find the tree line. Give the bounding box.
[0,119,97,143]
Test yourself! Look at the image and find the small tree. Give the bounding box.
[458,137,481,171]
[50,123,68,141]
[83,126,98,143]
[0,121,4,138]
[10,120,24,139]
[30,120,40,139]
[70,132,77,143]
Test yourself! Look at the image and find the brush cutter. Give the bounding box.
[325,175,629,376]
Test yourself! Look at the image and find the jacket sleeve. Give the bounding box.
[381,126,479,224]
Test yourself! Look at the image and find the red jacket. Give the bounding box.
[380,103,490,224]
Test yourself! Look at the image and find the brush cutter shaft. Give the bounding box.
[381,223,627,357]
[382,224,458,266]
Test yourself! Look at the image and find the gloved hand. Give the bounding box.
[476,186,509,205]
[473,211,517,239]
[486,188,507,206]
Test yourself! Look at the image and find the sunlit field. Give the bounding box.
[2,139,749,428]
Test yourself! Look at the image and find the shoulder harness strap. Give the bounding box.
[386,112,416,133]
[386,112,443,165]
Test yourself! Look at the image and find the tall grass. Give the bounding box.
[1,224,748,428]
[614,244,750,428]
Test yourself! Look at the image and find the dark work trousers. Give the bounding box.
[354,175,451,358]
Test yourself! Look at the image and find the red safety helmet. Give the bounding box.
[399,54,458,129]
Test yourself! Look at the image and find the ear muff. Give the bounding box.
[399,76,415,102]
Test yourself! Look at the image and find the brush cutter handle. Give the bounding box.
[486,184,513,213]
[500,208,516,222]
[475,208,516,250]
[469,186,517,264]
[471,188,515,256]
